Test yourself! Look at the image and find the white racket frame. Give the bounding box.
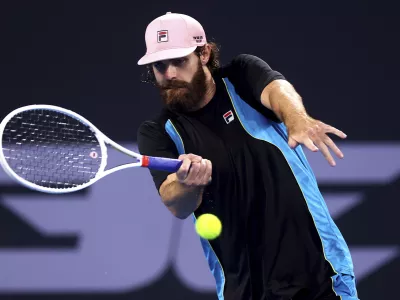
[0,104,146,194]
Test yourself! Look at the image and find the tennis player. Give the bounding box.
[137,12,359,300]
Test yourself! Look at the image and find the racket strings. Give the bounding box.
[2,109,102,189]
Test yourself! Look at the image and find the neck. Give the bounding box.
[197,69,216,109]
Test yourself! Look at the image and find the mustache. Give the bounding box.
[160,80,190,90]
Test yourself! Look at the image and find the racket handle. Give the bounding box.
[142,156,183,172]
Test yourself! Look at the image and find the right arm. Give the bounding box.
[137,120,212,219]
[159,154,212,219]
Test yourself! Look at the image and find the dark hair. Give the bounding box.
[141,41,221,85]
[194,41,220,74]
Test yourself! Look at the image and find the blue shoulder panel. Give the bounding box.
[164,119,226,300]
[222,78,355,278]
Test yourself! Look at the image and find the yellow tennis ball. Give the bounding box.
[195,213,222,240]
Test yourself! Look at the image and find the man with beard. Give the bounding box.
[137,12,359,300]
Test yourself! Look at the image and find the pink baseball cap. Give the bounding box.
[137,12,207,65]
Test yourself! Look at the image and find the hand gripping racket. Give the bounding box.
[0,104,183,193]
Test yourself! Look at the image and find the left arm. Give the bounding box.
[261,79,347,166]
[223,54,347,166]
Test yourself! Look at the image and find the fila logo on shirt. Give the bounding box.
[157,30,168,43]
[223,110,234,124]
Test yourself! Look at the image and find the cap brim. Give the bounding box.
[137,46,197,65]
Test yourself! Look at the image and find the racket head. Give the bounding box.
[0,104,109,193]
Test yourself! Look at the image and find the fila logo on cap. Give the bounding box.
[223,110,234,124]
[157,30,168,43]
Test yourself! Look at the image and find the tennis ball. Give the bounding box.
[195,213,222,240]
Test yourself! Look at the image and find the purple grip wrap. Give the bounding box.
[147,156,182,172]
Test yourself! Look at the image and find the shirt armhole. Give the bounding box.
[221,54,285,122]
[137,120,179,193]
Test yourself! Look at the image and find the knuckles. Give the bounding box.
[179,153,203,162]
[176,155,212,187]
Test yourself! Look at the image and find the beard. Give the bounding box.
[157,60,207,113]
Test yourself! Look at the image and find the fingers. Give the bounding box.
[316,123,345,163]
[289,134,343,168]
[288,135,318,152]
[325,125,347,139]
[323,136,344,159]
[176,154,212,186]
[314,138,336,167]
[176,153,202,182]
[184,160,202,185]
[201,159,212,185]
[288,137,299,149]
[178,153,202,163]
[303,137,319,152]
[310,132,344,167]
[185,159,212,186]
[176,157,193,182]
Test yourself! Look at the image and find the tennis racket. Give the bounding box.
[0,104,183,194]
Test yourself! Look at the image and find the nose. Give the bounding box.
[164,64,177,80]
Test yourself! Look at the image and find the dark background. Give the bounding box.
[0,1,399,299]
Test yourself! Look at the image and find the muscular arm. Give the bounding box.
[225,53,347,165]
[160,154,211,219]
[260,76,347,166]
[260,79,307,124]
[159,173,204,219]
[223,54,305,123]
